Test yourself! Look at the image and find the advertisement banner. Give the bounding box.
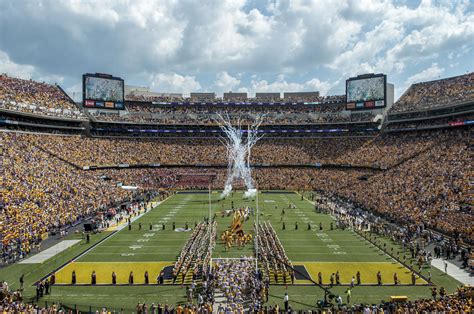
[95,101,104,107]
[84,100,95,107]
[365,101,375,108]
[375,100,384,107]
[105,102,114,108]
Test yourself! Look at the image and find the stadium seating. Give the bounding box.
[29,135,368,167]
[0,74,87,120]
[1,121,470,253]
[90,101,359,125]
[25,131,456,169]
[1,132,133,263]
[390,72,474,113]
[0,72,472,271]
[0,282,471,312]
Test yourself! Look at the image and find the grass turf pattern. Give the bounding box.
[0,191,462,310]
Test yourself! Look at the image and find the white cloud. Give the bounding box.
[245,75,334,97]
[406,63,444,84]
[330,1,474,79]
[304,78,333,96]
[0,50,36,79]
[0,0,472,97]
[0,49,63,85]
[149,73,201,95]
[214,71,241,93]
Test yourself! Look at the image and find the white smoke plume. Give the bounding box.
[215,113,264,198]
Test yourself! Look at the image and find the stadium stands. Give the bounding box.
[340,128,472,240]
[1,133,135,263]
[0,74,471,270]
[91,101,355,125]
[24,129,463,170]
[391,72,474,113]
[28,136,368,167]
[0,71,472,313]
[0,281,471,313]
[3,129,470,245]
[0,75,87,120]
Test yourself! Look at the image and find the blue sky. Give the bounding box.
[0,0,472,100]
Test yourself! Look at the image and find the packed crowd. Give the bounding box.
[89,103,370,125]
[87,93,374,126]
[125,93,346,105]
[339,128,472,240]
[253,286,473,313]
[27,135,370,167]
[383,286,472,313]
[209,258,264,312]
[391,72,474,113]
[0,285,471,313]
[0,74,86,120]
[30,130,461,170]
[2,71,472,126]
[84,156,471,243]
[0,132,137,264]
[333,130,441,167]
[89,111,316,125]
[0,124,471,261]
[125,103,345,115]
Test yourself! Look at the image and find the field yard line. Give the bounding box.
[294,191,315,205]
[288,253,385,255]
[351,230,402,264]
[297,193,404,265]
[87,252,177,255]
[274,245,370,247]
[106,236,187,240]
[293,261,401,264]
[65,261,172,264]
[97,245,189,248]
[50,194,176,275]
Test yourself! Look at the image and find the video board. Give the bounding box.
[83,73,124,109]
[346,74,386,110]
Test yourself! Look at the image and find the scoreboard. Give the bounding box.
[346,74,386,110]
[82,73,125,110]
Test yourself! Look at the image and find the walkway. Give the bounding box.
[431,258,474,285]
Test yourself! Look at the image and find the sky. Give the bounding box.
[0,0,472,101]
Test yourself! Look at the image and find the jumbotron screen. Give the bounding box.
[346,74,386,110]
[82,73,125,109]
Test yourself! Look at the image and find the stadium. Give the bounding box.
[0,1,473,313]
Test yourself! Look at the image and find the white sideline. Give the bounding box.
[19,240,81,264]
[430,258,474,285]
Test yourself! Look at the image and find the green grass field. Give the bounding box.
[0,191,463,312]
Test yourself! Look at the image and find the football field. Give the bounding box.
[54,191,425,286]
[1,191,462,311]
